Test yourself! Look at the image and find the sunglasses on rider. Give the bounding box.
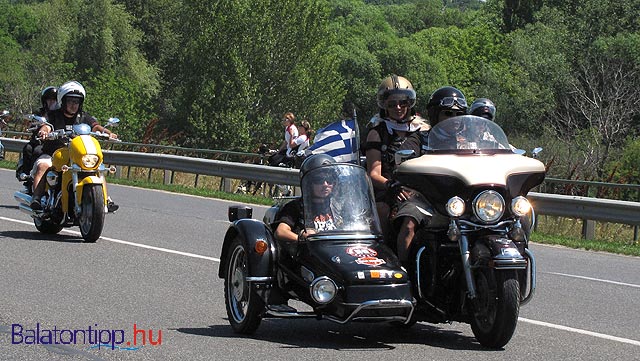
[441,110,465,117]
[311,176,335,185]
[439,96,467,109]
[386,99,411,108]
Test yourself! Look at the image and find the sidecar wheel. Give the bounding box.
[470,269,520,349]
[224,237,264,334]
[79,184,105,243]
[34,218,63,234]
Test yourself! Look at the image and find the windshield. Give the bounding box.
[426,115,512,153]
[301,163,381,235]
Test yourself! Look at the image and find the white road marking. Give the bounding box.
[2,215,639,346]
[0,215,220,262]
[519,317,640,346]
[544,271,640,288]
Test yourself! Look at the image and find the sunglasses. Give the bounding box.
[386,99,411,108]
[311,176,335,185]
[439,96,467,108]
[441,110,465,117]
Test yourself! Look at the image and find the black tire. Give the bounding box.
[470,269,520,349]
[79,184,105,243]
[34,218,63,234]
[224,237,264,334]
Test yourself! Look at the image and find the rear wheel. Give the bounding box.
[79,184,105,243]
[470,269,520,349]
[224,237,264,334]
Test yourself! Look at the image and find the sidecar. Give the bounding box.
[219,162,415,334]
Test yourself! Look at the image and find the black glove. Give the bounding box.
[385,179,403,197]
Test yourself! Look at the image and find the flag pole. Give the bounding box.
[352,105,360,166]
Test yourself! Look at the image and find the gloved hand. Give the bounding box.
[386,179,410,202]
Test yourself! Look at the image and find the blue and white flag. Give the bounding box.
[306,118,359,163]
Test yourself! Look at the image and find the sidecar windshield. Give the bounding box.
[426,115,512,153]
[301,163,382,236]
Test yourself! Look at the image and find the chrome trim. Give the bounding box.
[458,219,513,230]
[306,234,381,241]
[459,235,477,299]
[521,248,536,306]
[323,299,415,324]
[415,246,427,299]
[493,258,527,270]
[245,276,273,282]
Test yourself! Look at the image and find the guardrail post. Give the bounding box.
[163,170,171,185]
[223,178,232,192]
[582,219,595,240]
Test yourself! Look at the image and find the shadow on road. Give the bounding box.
[0,230,83,243]
[175,318,491,351]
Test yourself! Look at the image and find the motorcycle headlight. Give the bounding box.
[473,190,505,223]
[310,277,337,304]
[446,196,465,217]
[511,196,532,217]
[81,154,99,168]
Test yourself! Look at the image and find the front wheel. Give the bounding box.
[470,269,520,349]
[34,218,63,234]
[224,237,264,334]
[79,184,105,243]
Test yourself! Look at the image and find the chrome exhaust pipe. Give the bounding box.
[14,191,32,206]
[17,203,35,216]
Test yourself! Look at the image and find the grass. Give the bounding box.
[1,156,638,256]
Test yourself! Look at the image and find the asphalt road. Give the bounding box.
[0,168,638,360]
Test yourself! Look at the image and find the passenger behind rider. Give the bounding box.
[363,75,429,265]
[273,154,338,244]
[17,86,60,182]
[30,81,118,210]
[374,86,470,265]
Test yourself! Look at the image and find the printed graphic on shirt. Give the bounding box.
[313,213,336,231]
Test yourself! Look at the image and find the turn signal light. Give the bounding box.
[254,240,268,255]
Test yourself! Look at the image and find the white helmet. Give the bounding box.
[57,81,86,107]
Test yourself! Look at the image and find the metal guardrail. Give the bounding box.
[2,137,638,241]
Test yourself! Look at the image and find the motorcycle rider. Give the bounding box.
[273,154,339,245]
[468,97,496,121]
[16,86,59,183]
[30,80,118,211]
[363,75,430,265]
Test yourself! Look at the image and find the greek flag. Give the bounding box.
[306,118,359,163]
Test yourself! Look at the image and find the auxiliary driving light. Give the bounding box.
[446,196,465,217]
[511,196,532,217]
[310,276,337,304]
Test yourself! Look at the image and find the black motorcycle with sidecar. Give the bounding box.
[219,161,415,334]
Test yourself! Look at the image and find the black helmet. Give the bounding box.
[469,98,496,121]
[299,154,336,180]
[40,86,57,109]
[426,86,468,124]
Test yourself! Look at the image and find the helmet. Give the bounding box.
[40,86,57,109]
[57,81,86,111]
[426,86,467,124]
[469,98,496,121]
[376,75,416,123]
[299,154,336,180]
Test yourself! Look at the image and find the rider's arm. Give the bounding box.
[37,124,53,138]
[275,223,298,242]
[365,130,387,191]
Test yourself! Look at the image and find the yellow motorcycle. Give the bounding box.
[14,116,119,242]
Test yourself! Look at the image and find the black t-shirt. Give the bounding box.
[273,198,337,234]
[42,109,98,155]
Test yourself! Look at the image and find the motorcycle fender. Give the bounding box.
[484,238,527,270]
[75,176,107,207]
[218,219,276,279]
